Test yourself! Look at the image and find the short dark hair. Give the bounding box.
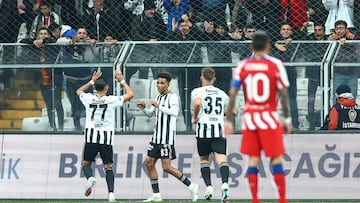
[244,24,256,31]
[335,20,347,28]
[94,77,108,91]
[157,71,172,82]
[252,30,270,51]
[40,0,51,7]
[38,27,51,35]
[201,67,215,81]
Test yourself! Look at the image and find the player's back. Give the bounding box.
[236,55,288,112]
[191,85,229,138]
[80,93,123,130]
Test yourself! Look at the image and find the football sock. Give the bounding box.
[246,167,259,200]
[81,164,92,179]
[105,167,114,193]
[179,174,191,186]
[200,163,212,186]
[219,162,229,183]
[150,179,160,193]
[272,164,286,200]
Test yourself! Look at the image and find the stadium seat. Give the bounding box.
[22,117,48,131]
[129,116,154,131]
[129,78,151,100]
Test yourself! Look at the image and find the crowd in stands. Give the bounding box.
[0,0,359,44]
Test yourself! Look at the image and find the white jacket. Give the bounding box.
[322,0,354,34]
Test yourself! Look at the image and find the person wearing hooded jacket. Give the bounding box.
[327,84,360,130]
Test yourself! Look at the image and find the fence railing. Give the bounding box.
[0,40,359,132]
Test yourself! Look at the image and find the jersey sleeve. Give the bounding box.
[110,95,124,107]
[79,93,92,106]
[159,92,179,117]
[191,88,202,101]
[230,61,245,89]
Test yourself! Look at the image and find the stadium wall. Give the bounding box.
[0,133,359,200]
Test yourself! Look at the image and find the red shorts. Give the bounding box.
[240,127,285,158]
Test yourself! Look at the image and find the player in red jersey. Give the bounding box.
[224,31,292,203]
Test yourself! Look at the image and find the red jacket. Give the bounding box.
[280,0,307,29]
[328,97,356,130]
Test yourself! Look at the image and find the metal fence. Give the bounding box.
[1,40,359,132]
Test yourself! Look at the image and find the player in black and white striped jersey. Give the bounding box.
[191,67,230,203]
[137,71,199,202]
[76,70,134,202]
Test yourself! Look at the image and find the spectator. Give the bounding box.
[163,0,190,32]
[202,21,233,92]
[231,0,251,31]
[202,0,227,27]
[48,23,76,44]
[21,27,64,131]
[307,0,327,26]
[57,0,82,28]
[280,0,308,32]
[17,0,39,37]
[130,0,167,41]
[124,0,168,24]
[322,0,355,35]
[328,20,359,103]
[327,20,359,42]
[245,0,282,40]
[124,0,145,16]
[82,0,114,41]
[29,1,62,39]
[101,34,121,95]
[326,84,360,130]
[355,0,360,34]
[273,24,299,129]
[303,24,328,130]
[243,24,256,40]
[230,25,243,41]
[128,0,167,81]
[62,27,97,132]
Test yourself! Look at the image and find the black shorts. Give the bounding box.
[197,137,227,156]
[147,142,177,160]
[83,143,113,164]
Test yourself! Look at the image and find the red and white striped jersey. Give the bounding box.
[232,55,289,130]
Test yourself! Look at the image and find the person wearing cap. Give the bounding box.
[327,84,360,130]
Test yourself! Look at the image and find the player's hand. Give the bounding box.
[223,120,234,138]
[282,122,292,134]
[192,117,199,124]
[115,70,124,82]
[137,102,146,109]
[91,70,102,81]
[149,100,159,108]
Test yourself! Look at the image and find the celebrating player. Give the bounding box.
[224,31,292,203]
[137,71,199,202]
[76,70,134,202]
[191,67,230,202]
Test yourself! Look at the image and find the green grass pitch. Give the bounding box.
[0,201,358,203]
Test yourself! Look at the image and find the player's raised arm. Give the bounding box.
[192,96,202,124]
[76,70,102,96]
[115,70,134,102]
[279,87,292,134]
